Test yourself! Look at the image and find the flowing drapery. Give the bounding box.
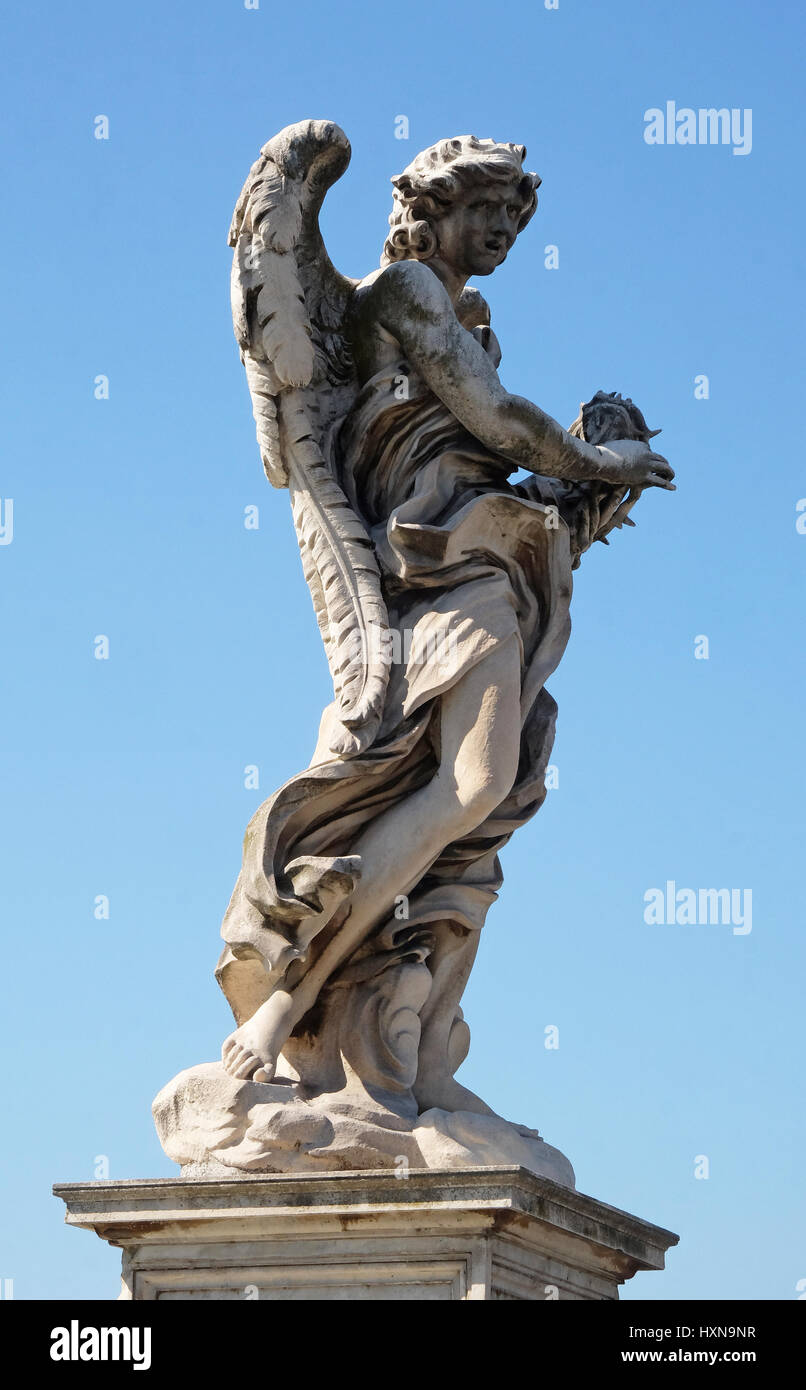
[217,366,574,1028]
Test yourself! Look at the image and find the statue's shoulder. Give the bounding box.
[356,265,492,333]
[456,285,492,331]
[356,260,448,310]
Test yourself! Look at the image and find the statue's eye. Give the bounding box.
[507,205,520,220]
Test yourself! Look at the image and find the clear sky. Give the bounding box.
[1,0,804,1301]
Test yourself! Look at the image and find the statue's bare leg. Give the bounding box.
[222,635,522,1083]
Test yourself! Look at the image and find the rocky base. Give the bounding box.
[152,1061,576,1187]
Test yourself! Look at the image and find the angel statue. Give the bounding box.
[153,120,673,1182]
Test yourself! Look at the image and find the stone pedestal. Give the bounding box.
[54,1167,678,1301]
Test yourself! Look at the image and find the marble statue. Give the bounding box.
[153,120,673,1182]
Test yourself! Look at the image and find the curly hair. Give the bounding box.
[381,135,541,267]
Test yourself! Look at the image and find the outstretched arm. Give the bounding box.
[371,261,674,490]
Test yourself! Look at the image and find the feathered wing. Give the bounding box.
[229,120,390,755]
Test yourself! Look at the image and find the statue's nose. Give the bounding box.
[491,211,515,244]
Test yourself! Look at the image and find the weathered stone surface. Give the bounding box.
[54,124,679,1304]
[152,1062,575,1187]
[54,1169,679,1301]
[149,121,673,1180]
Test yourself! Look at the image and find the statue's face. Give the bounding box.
[435,180,525,277]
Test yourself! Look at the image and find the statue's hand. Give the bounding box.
[595,438,675,491]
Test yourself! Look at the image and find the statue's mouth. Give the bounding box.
[483,240,507,265]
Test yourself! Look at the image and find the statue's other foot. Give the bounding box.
[221,990,297,1083]
[414,1074,497,1119]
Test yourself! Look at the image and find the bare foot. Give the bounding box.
[221,990,297,1083]
[413,1074,497,1118]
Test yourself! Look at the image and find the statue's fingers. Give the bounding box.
[576,509,590,552]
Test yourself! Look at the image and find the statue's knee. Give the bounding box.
[431,755,514,836]
[453,772,510,833]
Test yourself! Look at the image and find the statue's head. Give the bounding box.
[381,136,540,277]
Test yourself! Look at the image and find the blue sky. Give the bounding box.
[1,0,804,1300]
